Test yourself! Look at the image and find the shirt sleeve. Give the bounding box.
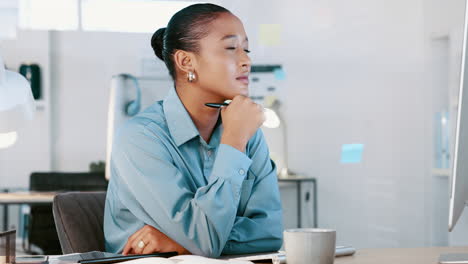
[111,121,252,258]
[221,129,284,255]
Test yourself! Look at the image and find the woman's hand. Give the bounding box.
[220,95,265,152]
[122,225,191,255]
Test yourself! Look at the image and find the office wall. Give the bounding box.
[48,31,150,171]
[0,30,52,188]
[422,0,468,246]
[2,0,464,248]
[0,30,53,231]
[275,0,430,248]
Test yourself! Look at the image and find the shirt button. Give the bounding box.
[239,169,245,175]
[207,150,212,157]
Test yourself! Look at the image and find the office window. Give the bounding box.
[18,0,79,30]
[81,0,201,33]
[0,0,18,39]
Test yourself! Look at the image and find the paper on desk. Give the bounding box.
[117,255,253,264]
[221,251,286,264]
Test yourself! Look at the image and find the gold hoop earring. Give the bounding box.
[187,71,196,82]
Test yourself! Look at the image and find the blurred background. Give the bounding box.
[0,0,466,254]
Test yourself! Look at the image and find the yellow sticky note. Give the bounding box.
[258,24,281,46]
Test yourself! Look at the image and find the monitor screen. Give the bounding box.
[448,0,468,232]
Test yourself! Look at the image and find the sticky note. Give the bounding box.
[340,144,364,164]
[258,24,282,46]
[273,68,286,80]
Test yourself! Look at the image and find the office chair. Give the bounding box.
[52,192,107,254]
[24,172,108,254]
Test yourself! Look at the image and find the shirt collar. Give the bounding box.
[163,88,200,147]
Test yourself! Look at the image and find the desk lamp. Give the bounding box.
[263,95,291,178]
[0,54,35,149]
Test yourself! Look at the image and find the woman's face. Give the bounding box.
[194,12,251,100]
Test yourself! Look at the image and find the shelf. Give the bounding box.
[432,168,451,177]
[34,100,47,111]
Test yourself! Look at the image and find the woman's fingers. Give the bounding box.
[134,230,161,255]
[122,245,130,255]
[132,231,149,255]
[141,238,158,255]
[123,225,171,255]
[123,228,143,255]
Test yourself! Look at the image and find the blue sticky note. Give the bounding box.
[273,68,286,80]
[341,144,364,163]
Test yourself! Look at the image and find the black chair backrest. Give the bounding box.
[52,192,107,254]
[30,172,108,192]
[28,172,108,254]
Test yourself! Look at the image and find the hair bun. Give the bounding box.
[151,27,166,61]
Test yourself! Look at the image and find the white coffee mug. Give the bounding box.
[284,228,336,264]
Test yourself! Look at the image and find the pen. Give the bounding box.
[205,102,230,108]
[204,101,280,128]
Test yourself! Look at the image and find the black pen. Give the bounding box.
[205,102,230,108]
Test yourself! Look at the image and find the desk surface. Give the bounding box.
[277,176,316,182]
[0,192,56,204]
[32,247,468,264]
[335,247,468,264]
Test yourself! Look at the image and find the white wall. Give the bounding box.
[0,30,53,231]
[276,0,430,248]
[48,31,151,170]
[0,30,52,188]
[1,0,463,249]
[422,0,468,246]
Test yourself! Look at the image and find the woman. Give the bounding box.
[104,3,283,258]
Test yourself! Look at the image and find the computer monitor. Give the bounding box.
[439,2,468,263]
[449,0,468,233]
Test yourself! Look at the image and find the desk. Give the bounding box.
[0,192,55,231]
[278,176,317,228]
[335,247,468,264]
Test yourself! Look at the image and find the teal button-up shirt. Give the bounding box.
[104,88,283,257]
